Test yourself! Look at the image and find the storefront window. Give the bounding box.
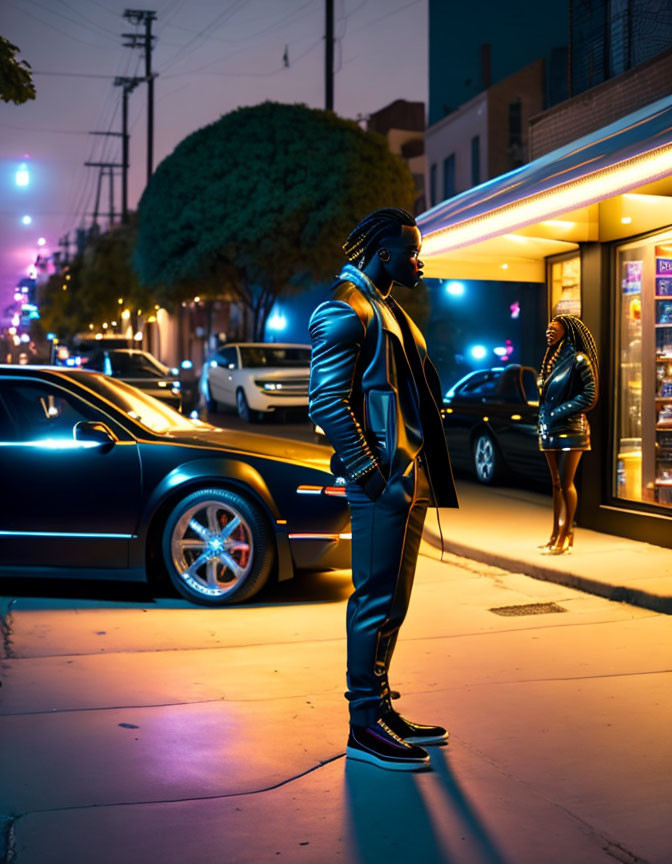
[615,230,672,508]
[550,255,581,318]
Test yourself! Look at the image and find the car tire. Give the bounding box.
[161,487,274,606]
[472,431,502,485]
[236,388,253,422]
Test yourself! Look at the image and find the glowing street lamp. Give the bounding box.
[37,237,46,247]
[21,215,32,225]
[15,163,30,187]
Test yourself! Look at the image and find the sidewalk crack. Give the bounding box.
[453,734,653,864]
[9,753,345,820]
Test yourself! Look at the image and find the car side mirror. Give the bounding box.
[73,420,117,450]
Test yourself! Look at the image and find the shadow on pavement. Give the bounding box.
[0,568,352,609]
[344,746,510,864]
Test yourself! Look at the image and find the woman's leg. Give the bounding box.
[543,451,562,545]
[555,450,583,545]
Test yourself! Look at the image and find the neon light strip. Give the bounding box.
[0,530,134,539]
[0,440,101,449]
[288,533,352,540]
[422,143,672,255]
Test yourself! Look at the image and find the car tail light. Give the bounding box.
[296,484,347,497]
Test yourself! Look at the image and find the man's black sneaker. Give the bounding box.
[346,719,430,771]
[380,706,449,745]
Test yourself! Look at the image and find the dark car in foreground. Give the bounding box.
[82,348,184,412]
[442,364,549,485]
[0,366,350,606]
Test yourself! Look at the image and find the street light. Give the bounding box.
[15,163,30,187]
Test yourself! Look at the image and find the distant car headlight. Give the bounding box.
[255,380,282,391]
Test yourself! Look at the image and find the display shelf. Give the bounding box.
[655,295,672,299]
[656,424,672,430]
[655,323,672,328]
[656,396,672,402]
[654,479,672,486]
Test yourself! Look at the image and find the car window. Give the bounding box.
[521,367,540,404]
[496,367,523,401]
[75,373,198,434]
[458,370,502,397]
[108,352,167,378]
[0,380,98,443]
[217,347,238,369]
[239,347,311,368]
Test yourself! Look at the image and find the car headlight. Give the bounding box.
[255,380,282,391]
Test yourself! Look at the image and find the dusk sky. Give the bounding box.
[1,0,427,314]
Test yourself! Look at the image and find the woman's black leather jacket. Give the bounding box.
[537,341,597,451]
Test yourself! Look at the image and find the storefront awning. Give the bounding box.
[418,95,672,281]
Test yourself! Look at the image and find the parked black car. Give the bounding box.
[0,366,350,606]
[442,364,549,485]
[82,348,183,412]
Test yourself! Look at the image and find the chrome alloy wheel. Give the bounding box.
[474,433,495,483]
[170,498,253,599]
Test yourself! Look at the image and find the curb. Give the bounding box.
[422,526,672,615]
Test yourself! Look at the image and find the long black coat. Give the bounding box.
[308,266,458,508]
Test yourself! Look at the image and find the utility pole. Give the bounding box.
[88,131,123,232]
[325,0,334,111]
[113,76,142,222]
[58,234,70,266]
[84,161,123,227]
[123,9,157,183]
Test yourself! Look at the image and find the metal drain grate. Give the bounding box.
[489,602,567,616]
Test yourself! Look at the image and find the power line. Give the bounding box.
[157,0,251,73]
[31,70,122,79]
[6,1,119,50]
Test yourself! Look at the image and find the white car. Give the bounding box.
[200,342,311,421]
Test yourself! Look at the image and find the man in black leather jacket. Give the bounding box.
[308,208,458,771]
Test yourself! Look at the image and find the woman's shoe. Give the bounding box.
[538,534,558,550]
[548,532,574,555]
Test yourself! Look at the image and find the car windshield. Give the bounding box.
[238,347,311,368]
[108,351,169,378]
[76,373,200,434]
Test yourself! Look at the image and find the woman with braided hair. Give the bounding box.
[309,208,458,770]
[537,314,599,554]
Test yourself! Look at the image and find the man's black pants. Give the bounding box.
[345,458,430,726]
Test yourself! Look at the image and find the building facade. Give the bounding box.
[425,60,545,208]
[367,99,427,214]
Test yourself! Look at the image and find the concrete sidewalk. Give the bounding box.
[423,480,672,614]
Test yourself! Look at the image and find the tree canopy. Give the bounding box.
[40,217,156,340]
[0,37,35,104]
[135,101,416,338]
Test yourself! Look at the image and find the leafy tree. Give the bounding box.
[39,217,156,339]
[0,37,35,104]
[135,101,416,339]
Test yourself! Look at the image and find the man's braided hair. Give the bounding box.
[541,314,599,400]
[342,208,416,269]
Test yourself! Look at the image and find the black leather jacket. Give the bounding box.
[537,341,597,450]
[308,265,458,507]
